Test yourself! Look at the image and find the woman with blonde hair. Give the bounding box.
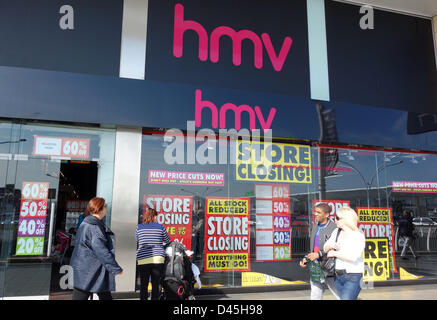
[323,207,365,300]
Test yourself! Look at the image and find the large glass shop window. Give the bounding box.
[0,121,115,298]
[138,132,437,289]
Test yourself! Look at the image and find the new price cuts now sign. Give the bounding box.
[204,197,251,273]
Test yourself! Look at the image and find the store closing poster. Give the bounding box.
[357,207,397,273]
[143,195,193,250]
[311,200,350,224]
[204,197,251,273]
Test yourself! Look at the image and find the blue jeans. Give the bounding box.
[334,273,362,300]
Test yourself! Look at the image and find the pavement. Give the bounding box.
[194,283,437,300]
[48,253,437,300]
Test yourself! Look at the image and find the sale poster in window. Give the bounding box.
[16,182,49,256]
[33,136,90,159]
[143,195,193,250]
[204,197,251,273]
[363,238,390,282]
[311,200,350,224]
[357,207,397,273]
[255,184,291,261]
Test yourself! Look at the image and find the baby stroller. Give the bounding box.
[161,241,197,300]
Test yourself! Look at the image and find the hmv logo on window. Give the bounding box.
[146,0,310,98]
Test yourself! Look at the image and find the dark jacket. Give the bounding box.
[398,215,415,237]
[70,215,123,292]
[309,219,337,257]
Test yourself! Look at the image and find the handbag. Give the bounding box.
[319,229,341,274]
[307,259,325,283]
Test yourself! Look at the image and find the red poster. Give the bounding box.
[311,200,351,224]
[20,200,47,218]
[204,197,251,273]
[143,195,193,250]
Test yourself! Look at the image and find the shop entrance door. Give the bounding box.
[48,160,98,299]
[0,121,115,300]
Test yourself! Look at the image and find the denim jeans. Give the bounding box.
[400,236,416,258]
[334,273,362,300]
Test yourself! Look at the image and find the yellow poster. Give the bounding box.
[206,198,249,215]
[358,207,397,273]
[242,272,306,286]
[363,238,390,282]
[205,253,249,272]
[357,207,392,224]
[236,141,311,183]
[399,267,423,280]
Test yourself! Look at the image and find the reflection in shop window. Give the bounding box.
[138,133,437,289]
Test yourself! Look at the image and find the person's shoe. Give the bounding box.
[401,256,408,260]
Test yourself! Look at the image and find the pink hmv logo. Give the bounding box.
[195,89,277,131]
[173,3,293,72]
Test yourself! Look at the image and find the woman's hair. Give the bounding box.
[143,207,158,224]
[86,197,106,216]
[336,207,359,231]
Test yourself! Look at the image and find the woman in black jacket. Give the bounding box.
[70,197,123,300]
[398,210,417,259]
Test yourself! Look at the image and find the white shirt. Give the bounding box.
[324,228,365,274]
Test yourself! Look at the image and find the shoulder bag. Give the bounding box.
[319,228,341,274]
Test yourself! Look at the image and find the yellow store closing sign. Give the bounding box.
[363,238,390,282]
[236,141,312,183]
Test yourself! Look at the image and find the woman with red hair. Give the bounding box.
[70,197,123,300]
[136,207,170,300]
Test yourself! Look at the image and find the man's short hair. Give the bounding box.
[315,202,331,215]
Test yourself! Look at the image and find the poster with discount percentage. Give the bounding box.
[143,195,193,250]
[204,197,251,273]
[33,136,90,159]
[16,182,49,256]
[255,184,292,261]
